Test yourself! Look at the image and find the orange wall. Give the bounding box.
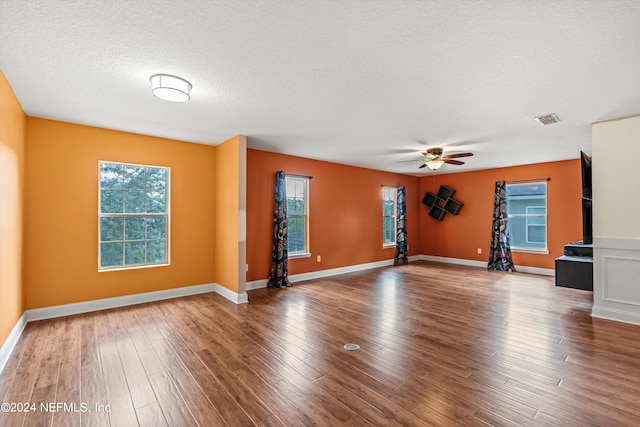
[419,159,582,269]
[0,71,25,347]
[214,135,242,293]
[247,149,421,281]
[24,118,217,309]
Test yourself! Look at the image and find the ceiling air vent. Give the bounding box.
[534,113,560,126]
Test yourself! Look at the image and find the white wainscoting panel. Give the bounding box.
[593,237,640,325]
[602,256,640,304]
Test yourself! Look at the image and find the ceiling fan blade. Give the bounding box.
[418,163,427,169]
[444,152,474,159]
[444,159,465,165]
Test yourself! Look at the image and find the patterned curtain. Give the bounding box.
[268,171,291,287]
[488,181,516,272]
[394,185,408,265]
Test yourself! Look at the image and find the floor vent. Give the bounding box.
[343,343,360,351]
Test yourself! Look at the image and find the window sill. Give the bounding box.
[289,252,311,259]
[511,247,549,255]
[383,243,396,249]
[99,262,170,272]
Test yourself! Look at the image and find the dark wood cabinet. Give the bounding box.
[555,255,593,291]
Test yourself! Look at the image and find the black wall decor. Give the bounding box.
[422,185,464,221]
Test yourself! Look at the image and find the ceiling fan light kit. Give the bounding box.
[425,159,445,170]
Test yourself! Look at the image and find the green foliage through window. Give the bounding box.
[99,161,169,269]
[382,187,396,245]
[286,177,308,254]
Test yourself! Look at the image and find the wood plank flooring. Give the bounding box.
[2,261,640,426]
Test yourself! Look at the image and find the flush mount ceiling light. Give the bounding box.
[425,159,445,171]
[150,74,192,102]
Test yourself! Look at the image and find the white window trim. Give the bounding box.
[506,182,548,254]
[286,176,310,256]
[289,252,312,260]
[509,246,549,255]
[98,160,171,271]
[382,186,397,248]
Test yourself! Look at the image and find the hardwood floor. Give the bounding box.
[2,260,640,426]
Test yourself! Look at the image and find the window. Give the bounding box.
[506,182,547,252]
[525,206,546,244]
[99,161,169,270]
[382,186,397,247]
[286,176,309,257]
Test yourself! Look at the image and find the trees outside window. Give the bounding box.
[286,176,309,255]
[382,187,397,247]
[99,161,169,270]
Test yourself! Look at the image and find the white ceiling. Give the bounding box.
[1,0,639,175]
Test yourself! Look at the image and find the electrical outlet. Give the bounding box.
[246,264,249,271]
[477,248,482,254]
[317,255,321,262]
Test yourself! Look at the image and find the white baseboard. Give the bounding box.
[419,254,555,276]
[0,313,27,375]
[246,279,269,291]
[420,255,486,268]
[214,284,248,304]
[25,283,218,322]
[592,306,640,326]
[23,283,248,323]
[246,254,554,291]
[290,258,396,282]
[247,259,395,290]
[247,255,422,290]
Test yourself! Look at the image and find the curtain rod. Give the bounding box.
[286,173,313,179]
[507,177,551,184]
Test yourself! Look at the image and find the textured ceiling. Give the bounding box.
[1,0,639,174]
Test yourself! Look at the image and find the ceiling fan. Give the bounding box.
[418,147,473,170]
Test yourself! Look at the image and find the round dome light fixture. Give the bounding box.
[425,159,444,170]
[150,74,192,102]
